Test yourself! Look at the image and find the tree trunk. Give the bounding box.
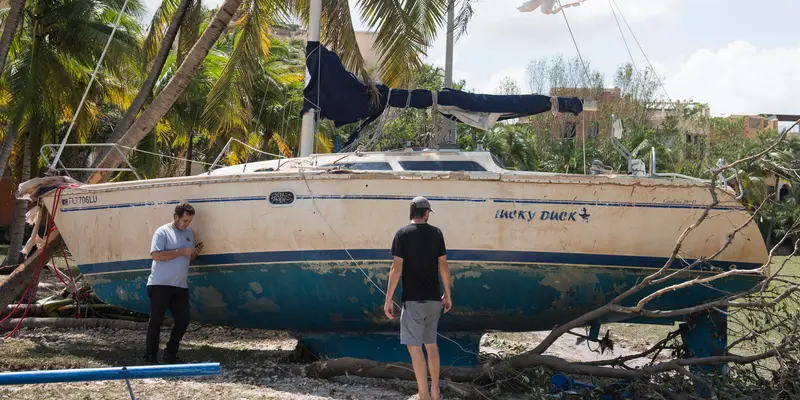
[184,128,194,176]
[0,228,60,309]
[89,0,194,174]
[0,111,25,179]
[0,0,26,75]
[2,131,31,267]
[88,0,245,184]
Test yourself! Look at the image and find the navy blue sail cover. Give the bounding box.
[302,41,584,145]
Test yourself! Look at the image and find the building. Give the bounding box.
[727,114,779,139]
[270,23,305,40]
[521,87,621,141]
[530,87,707,144]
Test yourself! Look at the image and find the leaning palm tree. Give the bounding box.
[88,0,477,183]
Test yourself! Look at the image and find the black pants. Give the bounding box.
[145,285,190,357]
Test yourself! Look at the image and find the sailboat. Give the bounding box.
[21,4,767,367]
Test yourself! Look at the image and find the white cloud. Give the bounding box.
[477,67,528,94]
[475,0,680,25]
[663,41,800,116]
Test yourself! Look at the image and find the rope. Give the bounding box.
[1,185,73,339]
[116,145,215,166]
[48,0,132,172]
[299,173,479,360]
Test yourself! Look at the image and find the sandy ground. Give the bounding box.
[0,321,674,400]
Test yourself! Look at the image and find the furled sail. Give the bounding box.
[301,41,585,147]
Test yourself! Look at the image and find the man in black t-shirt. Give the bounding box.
[384,196,453,400]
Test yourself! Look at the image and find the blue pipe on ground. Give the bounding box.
[0,363,220,385]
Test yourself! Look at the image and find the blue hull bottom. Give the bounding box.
[86,261,756,366]
[87,261,758,332]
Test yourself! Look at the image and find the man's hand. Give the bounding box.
[180,248,198,257]
[442,294,452,313]
[384,300,395,319]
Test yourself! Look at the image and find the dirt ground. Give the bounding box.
[0,320,672,400]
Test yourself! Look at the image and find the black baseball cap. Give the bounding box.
[411,196,433,212]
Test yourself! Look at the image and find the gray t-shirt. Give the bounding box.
[147,223,195,288]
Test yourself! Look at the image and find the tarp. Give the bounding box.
[302,41,584,146]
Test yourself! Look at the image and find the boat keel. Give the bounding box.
[679,310,727,398]
[292,332,483,367]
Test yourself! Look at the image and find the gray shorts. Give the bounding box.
[400,301,442,346]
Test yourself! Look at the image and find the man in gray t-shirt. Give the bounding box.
[143,201,202,364]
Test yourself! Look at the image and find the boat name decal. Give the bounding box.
[61,195,98,206]
[663,199,697,205]
[495,207,591,223]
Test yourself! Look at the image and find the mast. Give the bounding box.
[299,0,323,157]
[443,0,457,144]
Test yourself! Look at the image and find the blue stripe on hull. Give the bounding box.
[88,262,760,333]
[58,193,746,213]
[78,249,763,275]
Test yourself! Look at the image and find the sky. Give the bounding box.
[141,0,800,120]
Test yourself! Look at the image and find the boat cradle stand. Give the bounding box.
[292,332,484,367]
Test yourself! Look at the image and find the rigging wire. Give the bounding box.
[556,0,590,175]
[48,0,132,172]
[610,0,671,102]
[607,0,637,73]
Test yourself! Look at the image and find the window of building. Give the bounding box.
[563,121,577,139]
[398,161,487,172]
[588,122,599,138]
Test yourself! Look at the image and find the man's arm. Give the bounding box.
[439,255,452,312]
[150,228,193,261]
[383,256,403,318]
[151,248,193,261]
[437,228,452,312]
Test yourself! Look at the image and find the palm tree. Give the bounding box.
[0,0,27,74]
[0,0,143,265]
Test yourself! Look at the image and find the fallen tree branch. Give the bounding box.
[289,348,786,384]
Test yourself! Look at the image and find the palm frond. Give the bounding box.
[355,0,446,87]
[202,0,279,135]
[177,0,202,65]
[272,132,291,157]
[142,0,180,68]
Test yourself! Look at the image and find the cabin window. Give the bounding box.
[269,191,295,205]
[398,161,487,172]
[331,162,394,171]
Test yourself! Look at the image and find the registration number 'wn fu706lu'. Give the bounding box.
[61,195,98,206]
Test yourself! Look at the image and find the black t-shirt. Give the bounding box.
[390,223,447,302]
